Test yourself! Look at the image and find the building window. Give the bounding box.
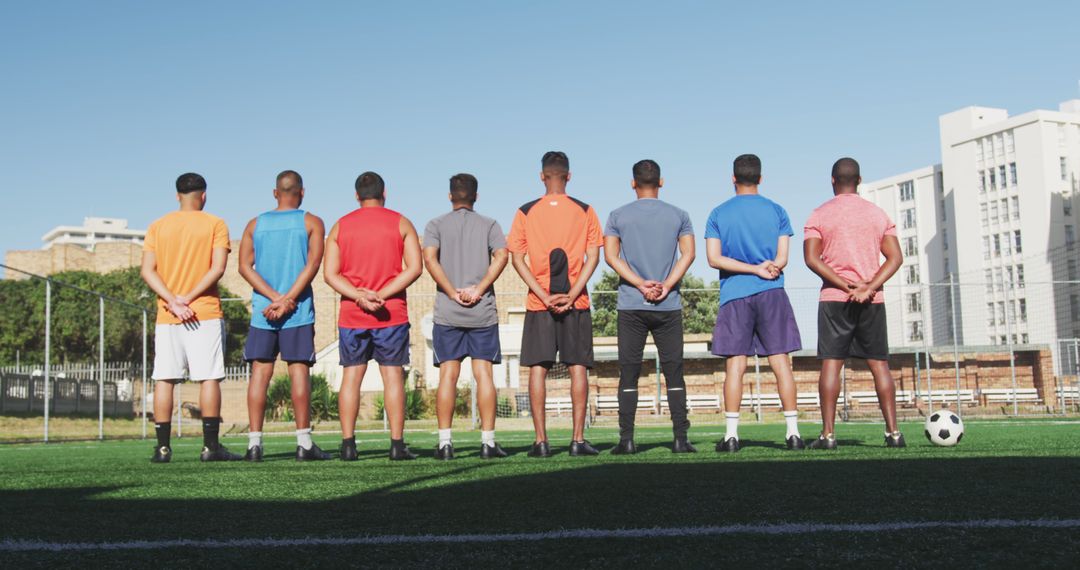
[1014,230,1022,253]
[1072,295,1080,321]
[986,303,996,326]
[993,234,1001,256]
[1000,335,1008,345]
[1022,333,1029,344]
[1009,162,1017,186]
[995,268,1003,291]
[1011,196,1020,219]
[1000,198,1009,221]
[943,227,949,251]
[1069,259,1078,281]
[999,165,1007,189]
[1001,232,1012,256]
[907,292,922,313]
[982,236,991,259]
[990,169,997,190]
[903,236,918,257]
[985,269,994,294]
[1067,225,1076,251]
[1019,298,1027,323]
[997,302,1006,325]
[899,180,915,201]
[1005,131,1015,153]
[908,321,923,342]
[990,200,999,223]
[901,208,916,229]
[1016,264,1025,287]
[977,142,985,163]
[940,200,947,222]
[978,170,986,193]
[943,256,950,276]
[1065,194,1073,217]
[1062,157,1069,181]
[905,265,919,284]
[980,203,988,227]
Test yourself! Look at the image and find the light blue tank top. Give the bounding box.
[250,209,315,330]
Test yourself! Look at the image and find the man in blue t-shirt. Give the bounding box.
[705,154,803,453]
[604,159,696,454]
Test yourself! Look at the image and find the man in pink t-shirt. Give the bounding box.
[803,158,904,450]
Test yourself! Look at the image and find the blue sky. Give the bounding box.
[2,1,1078,288]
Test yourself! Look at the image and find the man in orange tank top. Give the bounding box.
[324,171,424,461]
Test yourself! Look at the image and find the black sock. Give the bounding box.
[390,438,404,447]
[155,422,171,449]
[202,417,221,451]
[342,437,356,447]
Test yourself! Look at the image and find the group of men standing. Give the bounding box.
[140,151,905,463]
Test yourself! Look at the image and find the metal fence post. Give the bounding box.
[470,377,478,430]
[754,356,762,423]
[142,310,148,439]
[655,354,661,415]
[1003,283,1018,416]
[949,274,962,413]
[99,296,105,440]
[44,280,51,443]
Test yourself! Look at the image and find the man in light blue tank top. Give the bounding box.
[238,170,330,461]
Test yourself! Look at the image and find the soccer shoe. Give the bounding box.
[244,445,264,462]
[389,442,418,461]
[296,443,332,461]
[569,440,600,456]
[807,433,838,450]
[715,437,740,453]
[672,438,697,453]
[340,441,359,462]
[527,441,552,458]
[434,443,455,461]
[611,439,637,455]
[200,444,242,462]
[885,432,907,448]
[480,442,509,459]
[151,445,172,463]
[786,435,806,450]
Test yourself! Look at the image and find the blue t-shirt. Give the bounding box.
[704,194,793,306]
[604,198,694,311]
[250,209,315,330]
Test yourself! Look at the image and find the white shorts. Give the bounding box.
[152,319,226,382]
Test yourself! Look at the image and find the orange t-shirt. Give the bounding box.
[507,194,603,311]
[143,210,231,324]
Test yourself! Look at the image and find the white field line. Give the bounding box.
[2,519,1078,552]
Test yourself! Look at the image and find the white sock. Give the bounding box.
[296,427,313,450]
[783,410,800,439]
[481,430,496,447]
[248,431,262,450]
[724,412,740,441]
[438,428,452,448]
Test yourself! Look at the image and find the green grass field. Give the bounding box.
[1,420,1079,568]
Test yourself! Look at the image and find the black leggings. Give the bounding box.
[616,310,688,439]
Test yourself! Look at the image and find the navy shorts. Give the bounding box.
[711,288,802,357]
[244,324,316,364]
[432,323,501,366]
[339,323,410,367]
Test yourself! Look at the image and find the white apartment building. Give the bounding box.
[860,99,1080,349]
[41,217,145,250]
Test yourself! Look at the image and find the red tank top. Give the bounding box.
[337,207,410,329]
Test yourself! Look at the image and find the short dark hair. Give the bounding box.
[176,172,207,194]
[831,157,861,187]
[276,170,303,192]
[733,154,761,185]
[354,171,385,200]
[449,173,478,204]
[632,159,661,188]
[541,151,570,178]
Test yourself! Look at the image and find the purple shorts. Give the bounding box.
[711,288,802,357]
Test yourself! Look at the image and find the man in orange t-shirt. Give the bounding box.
[141,173,239,463]
[508,151,603,457]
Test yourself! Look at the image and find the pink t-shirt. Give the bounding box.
[803,194,896,304]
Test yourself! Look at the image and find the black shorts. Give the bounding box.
[817,302,889,361]
[520,309,594,368]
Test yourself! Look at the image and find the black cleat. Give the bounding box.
[200,444,242,462]
[528,441,552,458]
[297,443,332,461]
[569,440,599,456]
[244,445,263,462]
[672,438,697,453]
[480,442,509,459]
[340,441,359,462]
[434,443,455,461]
[786,435,806,450]
[885,432,907,448]
[807,433,838,450]
[151,445,172,463]
[715,437,740,453]
[611,439,637,455]
[389,442,418,461]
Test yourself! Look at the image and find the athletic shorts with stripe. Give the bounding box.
[432,324,501,366]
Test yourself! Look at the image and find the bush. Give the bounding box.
[264,374,337,422]
[374,388,429,420]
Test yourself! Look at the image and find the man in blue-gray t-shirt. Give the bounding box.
[705,154,803,453]
[604,159,696,454]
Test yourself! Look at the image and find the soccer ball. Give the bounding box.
[924,409,964,446]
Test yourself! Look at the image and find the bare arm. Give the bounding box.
[773,235,790,271]
[511,252,559,309]
[280,213,325,301]
[423,245,460,299]
[323,222,362,302]
[470,248,508,297]
[141,251,192,321]
[604,235,658,295]
[850,235,903,303]
[654,233,696,302]
[181,247,228,302]
[706,238,779,280]
[804,237,852,291]
[376,217,423,300]
[238,218,280,301]
[553,245,600,313]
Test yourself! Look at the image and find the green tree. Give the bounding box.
[590,270,719,337]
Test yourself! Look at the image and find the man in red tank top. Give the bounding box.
[324,171,424,461]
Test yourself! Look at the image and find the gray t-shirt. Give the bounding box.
[604,198,694,311]
[423,208,507,327]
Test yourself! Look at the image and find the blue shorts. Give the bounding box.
[711,288,802,357]
[432,323,501,366]
[339,323,410,367]
[244,324,316,364]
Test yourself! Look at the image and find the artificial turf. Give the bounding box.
[1,420,1078,568]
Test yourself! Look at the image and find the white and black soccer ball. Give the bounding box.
[924,409,964,446]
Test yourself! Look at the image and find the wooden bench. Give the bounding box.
[980,388,1040,404]
[659,393,722,413]
[595,394,656,415]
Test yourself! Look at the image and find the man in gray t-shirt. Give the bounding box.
[603,159,696,454]
[422,173,509,460]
